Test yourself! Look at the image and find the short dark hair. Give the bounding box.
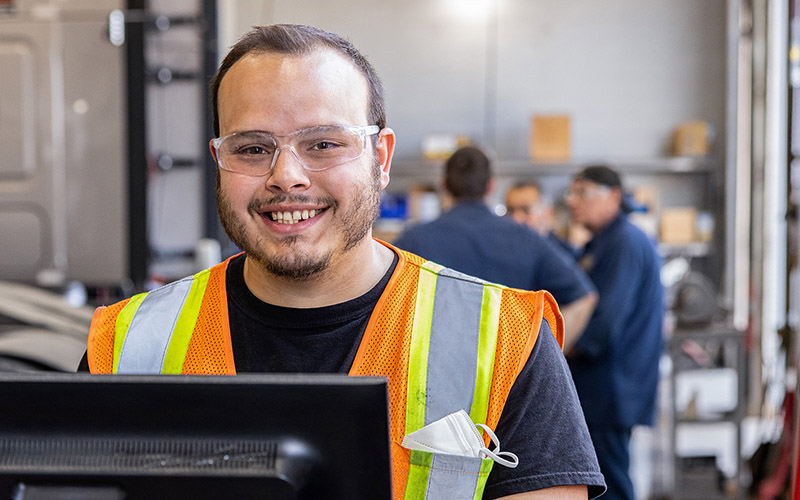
[573,164,622,189]
[210,24,386,137]
[445,147,492,200]
[574,164,634,212]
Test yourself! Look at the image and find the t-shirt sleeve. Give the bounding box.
[483,320,606,499]
[531,235,595,305]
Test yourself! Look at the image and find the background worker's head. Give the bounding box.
[444,146,492,202]
[209,24,395,280]
[566,165,624,234]
[504,181,554,234]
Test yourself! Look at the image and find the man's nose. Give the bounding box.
[266,145,310,192]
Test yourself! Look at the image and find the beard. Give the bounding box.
[216,161,381,281]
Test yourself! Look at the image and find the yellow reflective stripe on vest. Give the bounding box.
[161,268,211,374]
[474,460,494,500]
[114,271,210,374]
[112,293,147,373]
[406,450,433,495]
[404,262,504,500]
[471,284,502,425]
[405,262,439,435]
[404,262,439,500]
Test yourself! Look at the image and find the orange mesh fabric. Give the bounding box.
[400,249,426,267]
[183,261,234,375]
[484,289,545,439]
[351,250,420,499]
[87,299,131,373]
[541,291,564,349]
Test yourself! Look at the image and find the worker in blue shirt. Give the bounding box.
[565,165,665,500]
[393,146,597,347]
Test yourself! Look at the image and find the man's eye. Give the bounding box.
[311,141,339,151]
[237,145,272,155]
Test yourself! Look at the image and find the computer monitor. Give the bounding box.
[0,372,392,499]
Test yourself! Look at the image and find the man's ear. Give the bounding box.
[486,178,496,196]
[209,139,219,164]
[376,128,396,190]
[611,187,624,207]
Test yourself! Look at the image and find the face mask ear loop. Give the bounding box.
[475,423,519,469]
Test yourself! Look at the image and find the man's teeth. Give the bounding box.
[269,209,320,224]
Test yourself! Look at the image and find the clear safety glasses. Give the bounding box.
[212,124,380,176]
[565,184,611,201]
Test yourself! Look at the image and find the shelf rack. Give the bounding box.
[389,156,719,177]
[669,325,746,499]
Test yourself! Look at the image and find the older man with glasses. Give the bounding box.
[565,165,665,500]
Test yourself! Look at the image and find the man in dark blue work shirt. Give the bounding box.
[565,165,664,500]
[393,146,597,348]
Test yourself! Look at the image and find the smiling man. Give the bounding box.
[84,24,604,500]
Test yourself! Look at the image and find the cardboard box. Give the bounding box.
[671,121,712,157]
[529,115,570,161]
[660,207,697,244]
[633,185,660,213]
[421,134,470,160]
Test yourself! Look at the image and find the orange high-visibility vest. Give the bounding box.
[87,240,563,499]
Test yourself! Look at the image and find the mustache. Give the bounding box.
[248,194,337,212]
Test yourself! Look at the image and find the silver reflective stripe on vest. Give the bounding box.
[417,263,500,426]
[425,453,483,499]
[116,276,194,373]
[425,271,484,425]
[434,266,493,285]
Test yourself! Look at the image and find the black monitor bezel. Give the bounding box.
[0,372,392,500]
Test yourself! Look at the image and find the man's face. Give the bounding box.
[212,49,394,280]
[565,179,620,233]
[504,185,550,234]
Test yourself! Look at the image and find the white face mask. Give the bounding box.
[401,410,519,468]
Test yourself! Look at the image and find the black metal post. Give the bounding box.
[202,0,225,248]
[126,0,149,291]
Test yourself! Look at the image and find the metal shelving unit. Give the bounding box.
[669,326,746,499]
[390,156,718,176]
[120,0,218,286]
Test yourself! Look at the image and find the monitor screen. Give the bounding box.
[0,372,392,500]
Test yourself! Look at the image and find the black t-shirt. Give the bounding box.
[80,253,605,498]
[225,253,383,373]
